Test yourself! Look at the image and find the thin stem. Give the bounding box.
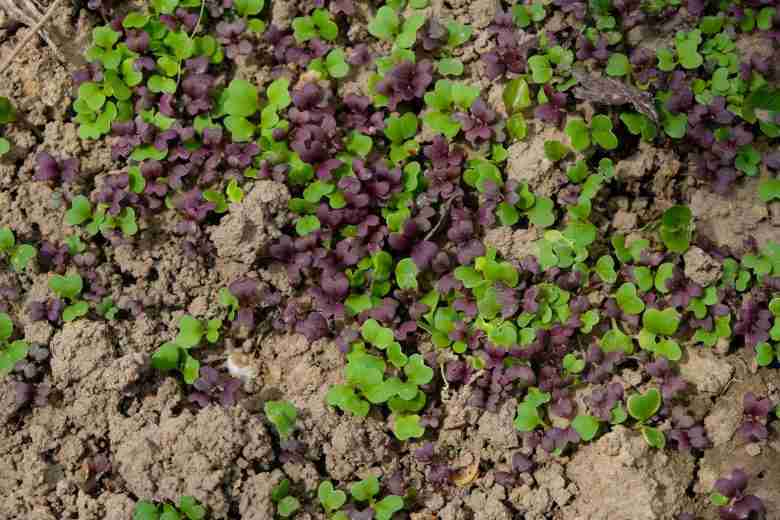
[0,0,66,74]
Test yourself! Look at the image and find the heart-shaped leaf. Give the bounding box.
[318,481,347,512]
[49,274,83,301]
[628,388,662,423]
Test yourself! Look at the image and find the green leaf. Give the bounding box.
[10,244,36,272]
[507,114,528,141]
[326,48,350,78]
[627,388,662,422]
[758,179,780,202]
[223,79,259,117]
[571,414,600,441]
[565,118,590,151]
[264,400,297,440]
[606,53,630,76]
[643,307,681,336]
[132,501,160,520]
[350,476,379,502]
[277,496,300,518]
[234,0,265,17]
[175,315,204,348]
[437,58,463,76]
[151,342,181,371]
[368,6,400,41]
[266,78,291,110]
[147,75,176,94]
[394,414,425,440]
[361,318,395,349]
[755,343,775,367]
[295,215,321,236]
[591,114,618,150]
[181,352,200,384]
[65,195,93,226]
[178,496,206,520]
[620,112,657,141]
[595,255,617,283]
[326,384,370,416]
[404,354,433,385]
[528,55,552,83]
[446,20,472,47]
[0,313,12,341]
[63,301,89,322]
[49,274,83,300]
[543,140,568,162]
[503,78,532,113]
[562,353,585,374]
[615,283,644,315]
[0,97,16,124]
[527,197,555,228]
[374,495,404,520]
[0,137,9,156]
[318,481,347,513]
[514,401,544,432]
[396,257,419,290]
[641,425,666,449]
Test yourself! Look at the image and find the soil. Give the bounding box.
[0,1,779,520]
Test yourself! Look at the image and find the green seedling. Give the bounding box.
[368,6,425,49]
[271,479,301,518]
[384,113,419,164]
[659,205,693,253]
[423,79,480,138]
[627,388,665,448]
[49,273,90,322]
[292,8,338,43]
[152,315,221,384]
[0,313,28,377]
[564,115,618,151]
[65,195,138,238]
[0,227,37,272]
[264,400,297,440]
[348,476,405,520]
[514,387,551,432]
[434,20,472,76]
[132,496,206,520]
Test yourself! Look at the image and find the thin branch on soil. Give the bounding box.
[0,0,67,73]
[424,198,453,242]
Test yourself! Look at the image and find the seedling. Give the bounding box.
[271,479,301,518]
[0,96,15,157]
[514,387,551,432]
[49,273,89,322]
[292,8,337,43]
[659,205,693,253]
[0,313,28,377]
[348,476,405,520]
[264,400,297,440]
[152,315,221,384]
[368,6,425,49]
[423,79,481,138]
[433,20,472,76]
[132,496,206,520]
[571,414,601,442]
[0,227,37,272]
[564,115,618,151]
[384,113,419,164]
[326,334,431,440]
[627,388,665,448]
[65,195,138,238]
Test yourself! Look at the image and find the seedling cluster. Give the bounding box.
[0,0,778,516]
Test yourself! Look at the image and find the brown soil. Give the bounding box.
[0,1,779,520]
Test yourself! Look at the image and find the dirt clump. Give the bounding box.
[209,180,291,270]
[564,426,695,519]
[112,405,273,519]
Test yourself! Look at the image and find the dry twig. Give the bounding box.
[0,0,67,72]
